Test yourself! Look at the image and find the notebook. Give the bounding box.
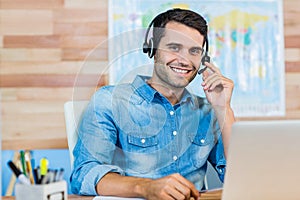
[222,120,300,200]
[93,196,144,200]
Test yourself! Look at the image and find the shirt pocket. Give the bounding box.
[188,132,214,168]
[127,134,159,152]
[190,131,214,146]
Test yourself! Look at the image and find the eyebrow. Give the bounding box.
[190,46,204,52]
[166,42,182,47]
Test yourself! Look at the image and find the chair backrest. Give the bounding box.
[64,100,89,170]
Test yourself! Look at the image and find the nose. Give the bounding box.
[176,49,190,66]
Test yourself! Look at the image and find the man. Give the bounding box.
[71,8,235,200]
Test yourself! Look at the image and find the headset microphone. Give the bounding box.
[197,66,207,75]
[198,37,210,75]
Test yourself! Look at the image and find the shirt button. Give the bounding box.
[170,111,174,115]
[173,155,178,161]
[141,139,146,144]
[200,139,205,144]
[173,131,177,136]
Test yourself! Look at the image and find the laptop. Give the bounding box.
[222,120,300,200]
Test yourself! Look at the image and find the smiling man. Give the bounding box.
[71,8,235,200]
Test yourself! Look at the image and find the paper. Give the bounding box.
[93,196,144,200]
[200,187,223,193]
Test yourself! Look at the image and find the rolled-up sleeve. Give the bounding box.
[208,118,226,182]
[70,87,124,195]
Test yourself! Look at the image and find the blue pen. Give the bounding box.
[53,169,58,182]
[31,158,38,184]
[57,168,64,181]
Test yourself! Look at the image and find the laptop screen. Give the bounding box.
[222,120,300,200]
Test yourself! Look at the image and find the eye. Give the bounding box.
[168,44,180,52]
[189,47,203,56]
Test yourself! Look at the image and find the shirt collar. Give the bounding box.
[132,75,157,103]
[132,75,202,107]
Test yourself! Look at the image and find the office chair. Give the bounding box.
[205,162,223,190]
[64,100,89,170]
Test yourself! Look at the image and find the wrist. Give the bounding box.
[133,178,152,198]
[212,104,232,112]
[213,105,235,125]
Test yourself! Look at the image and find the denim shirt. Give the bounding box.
[71,75,226,195]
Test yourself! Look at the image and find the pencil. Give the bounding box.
[25,153,35,184]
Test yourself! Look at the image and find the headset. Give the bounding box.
[142,15,210,75]
[142,18,157,59]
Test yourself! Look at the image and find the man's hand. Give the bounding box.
[140,173,200,200]
[201,62,234,109]
[201,62,235,158]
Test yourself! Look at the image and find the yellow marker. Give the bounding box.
[40,158,49,184]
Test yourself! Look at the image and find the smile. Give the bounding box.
[170,67,191,74]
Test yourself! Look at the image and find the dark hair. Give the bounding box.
[152,8,208,51]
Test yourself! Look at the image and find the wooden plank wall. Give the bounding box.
[1,0,300,150]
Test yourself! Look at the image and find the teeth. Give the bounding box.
[172,68,188,73]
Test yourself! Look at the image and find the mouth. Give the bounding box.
[170,66,193,75]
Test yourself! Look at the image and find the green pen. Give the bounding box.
[20,150,27,176]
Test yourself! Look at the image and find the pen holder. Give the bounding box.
[15,180,68,200]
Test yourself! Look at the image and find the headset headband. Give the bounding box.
[143,14,209,61]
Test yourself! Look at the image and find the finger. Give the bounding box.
[172,181,191,199]
[202,73,220,89]
[208,79,224,92]
[189,190,199,199]
[202,64,219,81]
[173,174,199,199]
[222,77,235,89]
[208,76,234,91]
[204,62,221,74]
[206,75,222,89]
[160,192,176,200]
[189,184,200,199]
[202,69,209,80]
[164,184,186,200]
[164,174,189,199]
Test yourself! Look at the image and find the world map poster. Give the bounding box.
[108,0,285,117]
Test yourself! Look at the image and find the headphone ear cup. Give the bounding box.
[143,42,149,54]
[148,38,154,58]
[142,38,154,58]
